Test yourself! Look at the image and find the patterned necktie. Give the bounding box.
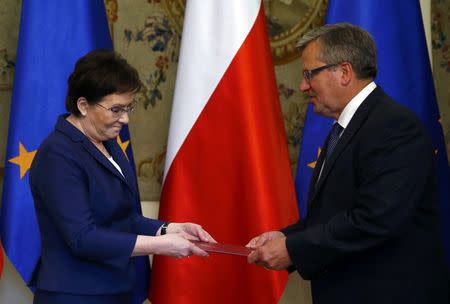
[314,123,343,188]
[325,123,343,159]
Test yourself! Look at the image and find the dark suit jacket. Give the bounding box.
[29,114,162,295]
[282,87,449,304]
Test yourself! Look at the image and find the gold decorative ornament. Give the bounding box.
[160,0,186,35]
[104,0,118,40]
[161,0,328,65]
[265,0,328,64]
[104,0,118,22]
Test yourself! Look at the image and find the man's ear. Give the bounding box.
[77,97,89,116]
[340,62,353,86]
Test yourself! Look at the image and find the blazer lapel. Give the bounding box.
[308,87,383,205]
[306,143,328,212]
[55,115,137,195]
[81,140,127,182]
[104,139,138,194]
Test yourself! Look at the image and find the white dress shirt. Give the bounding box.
[317,82,377,182]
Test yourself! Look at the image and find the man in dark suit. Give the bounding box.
[247,23,449,303]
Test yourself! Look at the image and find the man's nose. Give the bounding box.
[299,77,310,92]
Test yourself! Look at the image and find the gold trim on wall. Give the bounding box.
[104,0,118,42]
[162,0,328,65]
[266,0,328,64]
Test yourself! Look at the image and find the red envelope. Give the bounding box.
[193,241,253,256]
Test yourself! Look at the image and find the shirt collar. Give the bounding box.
[337,81,377,129]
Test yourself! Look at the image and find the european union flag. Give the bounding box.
[295,0,450,264]
[0,1,149,302]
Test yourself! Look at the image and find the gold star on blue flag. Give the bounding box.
[307,148,322,169]
[8,142,37,179]
[117,135,130,160]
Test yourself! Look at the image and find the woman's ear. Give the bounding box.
[77,97,88,116]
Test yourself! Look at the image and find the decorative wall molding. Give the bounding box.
[161,0,328,65]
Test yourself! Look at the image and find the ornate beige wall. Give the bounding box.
[432,0,450,158]
[0,0,20,198]
[108,0,328,201]
[1,0,449,202]
[0,1,448,303]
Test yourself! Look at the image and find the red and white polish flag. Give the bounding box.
[150,1,299,303]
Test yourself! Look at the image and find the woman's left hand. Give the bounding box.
[166,223,216,243]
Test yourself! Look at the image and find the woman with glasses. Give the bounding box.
[29,49,215,304]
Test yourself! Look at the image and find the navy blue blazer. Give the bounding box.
[282,87,449,304]
[29,114,163,295]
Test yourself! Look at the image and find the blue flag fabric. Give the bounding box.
[0,1,149,302]
[295,0,450,262]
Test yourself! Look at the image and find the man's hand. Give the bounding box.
[247,236,292,270]
[246,230,285,248]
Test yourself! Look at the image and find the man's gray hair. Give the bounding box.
[297,23,377,79]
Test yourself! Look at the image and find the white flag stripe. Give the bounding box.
[163,0,261,180]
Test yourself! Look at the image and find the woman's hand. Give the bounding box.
[166,222,216,243]
[133,223,215,258]
[151,234,208,258]
[133,234,208,258]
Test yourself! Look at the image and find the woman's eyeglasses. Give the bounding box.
[95,102,136,118]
